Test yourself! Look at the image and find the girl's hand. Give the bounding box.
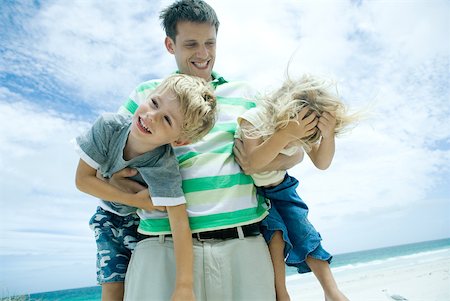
[280,107,318,140]
[317,111,337,139]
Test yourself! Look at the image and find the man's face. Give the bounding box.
[165,21,217,81]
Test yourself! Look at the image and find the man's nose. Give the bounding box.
[196,45,208,59]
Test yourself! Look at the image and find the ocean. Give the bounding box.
[5,238,449,301]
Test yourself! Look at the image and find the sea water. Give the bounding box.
[4,238,449,301]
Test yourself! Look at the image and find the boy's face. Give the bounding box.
[130,87,184,148]
[165,21,216,82]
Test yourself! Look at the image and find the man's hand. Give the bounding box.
[233,138,255,175]
[97,167,146,193]
[317,111,337,139]
[134,189,166,212]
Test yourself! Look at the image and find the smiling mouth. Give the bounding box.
[138,117,152,134]
[192,60,209,69]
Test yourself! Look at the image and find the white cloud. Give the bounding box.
[1,0,449,294]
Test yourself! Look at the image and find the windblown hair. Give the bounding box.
[243,74,358,152]
[154,74,217,143]
[160,0,220,42]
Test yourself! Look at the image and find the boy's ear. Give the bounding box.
[172,139,190,147]
[165,37,175,54]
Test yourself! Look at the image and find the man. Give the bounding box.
[113,1,304,300]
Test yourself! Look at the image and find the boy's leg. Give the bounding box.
[306,256,349,301]
[89,207,141,301]
[101,282,124,301]
[268,231,291,301]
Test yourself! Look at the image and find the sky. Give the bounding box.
[1,0,449,296]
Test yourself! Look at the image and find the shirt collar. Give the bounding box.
[174,70,228,89]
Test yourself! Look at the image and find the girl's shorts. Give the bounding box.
[257,174,332,273]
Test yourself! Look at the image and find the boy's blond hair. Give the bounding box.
[243,74,359,152]
[155,74,217,143]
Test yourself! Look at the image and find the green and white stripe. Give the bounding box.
[120,72,268,234]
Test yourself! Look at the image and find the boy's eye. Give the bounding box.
[164,116,172,126]
[151,98,158,108]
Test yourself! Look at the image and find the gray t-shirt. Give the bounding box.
[75,113,185,216]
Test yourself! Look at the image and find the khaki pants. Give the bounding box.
[124,235,275,301]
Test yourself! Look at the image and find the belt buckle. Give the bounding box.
[195,232,214,242]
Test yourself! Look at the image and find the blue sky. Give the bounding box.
[1,0,449,295]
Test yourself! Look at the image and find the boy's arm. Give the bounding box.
[306,111,336,170]
[75,159,164,211]
[166,204,195,301]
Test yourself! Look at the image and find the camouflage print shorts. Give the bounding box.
[89,206,144,284]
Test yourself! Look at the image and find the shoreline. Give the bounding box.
[287,249,450,300]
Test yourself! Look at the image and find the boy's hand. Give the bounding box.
[135,189,166,212]
[103,167,146,193]
[317,111,337,139]
[280,107,318,140]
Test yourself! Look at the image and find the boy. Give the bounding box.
[74,74,216,301]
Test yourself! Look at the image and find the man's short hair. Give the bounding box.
[160,0,220,42]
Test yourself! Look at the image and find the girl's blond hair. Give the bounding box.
[243,74,359,152]
[154,74,217,143]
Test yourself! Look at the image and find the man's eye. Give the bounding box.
[164,116,172,126]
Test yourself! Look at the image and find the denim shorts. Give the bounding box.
[258,174,332,274]
[89,206,143,284]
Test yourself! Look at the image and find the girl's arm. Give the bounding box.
[238,108,318,172]
[167,205,195,301]
[234,138,304,174]
[239,119,294,171]
[75,159,164,211]
[307,111,336,170]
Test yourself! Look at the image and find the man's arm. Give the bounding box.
[166,205,195,301]
[97,167,147,194]
[76,159,164,211]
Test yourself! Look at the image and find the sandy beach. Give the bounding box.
[287,249,450,301]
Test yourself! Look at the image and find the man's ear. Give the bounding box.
[172,139,190,147]
[165,36,175,54]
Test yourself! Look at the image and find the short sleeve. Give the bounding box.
[74,115,110,169]
[235,107,265,139]
[136,147,186,207]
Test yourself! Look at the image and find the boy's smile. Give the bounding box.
[129,87,183,152]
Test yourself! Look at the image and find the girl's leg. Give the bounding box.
[269,231,291,301]
[101,282,124,301]
[305,256,349,301]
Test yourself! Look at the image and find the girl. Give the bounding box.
[237,74,358,301]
